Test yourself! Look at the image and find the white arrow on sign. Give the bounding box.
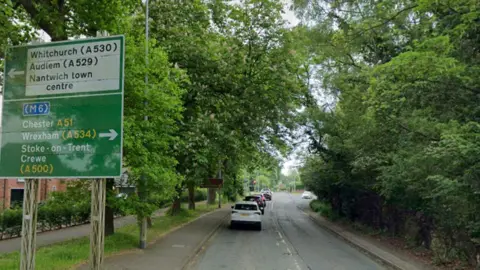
[99,129,118,141]
[8,68,25,79]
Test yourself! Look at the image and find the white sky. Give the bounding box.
[279,1,304,175]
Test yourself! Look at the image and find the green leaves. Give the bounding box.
[119,17,185,215]
[295,0,480,264]
[146,0,308,190]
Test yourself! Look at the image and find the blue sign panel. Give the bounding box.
[23,102,50,116]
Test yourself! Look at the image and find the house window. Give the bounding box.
[52,186,56,191]
[10,189,24,208]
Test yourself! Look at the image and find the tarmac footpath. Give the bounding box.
[77,206,230,270]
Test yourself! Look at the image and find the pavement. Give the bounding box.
[296,198,432,270]
[185,192,386,270]
[76,206,231,270]
[0,203,204,254]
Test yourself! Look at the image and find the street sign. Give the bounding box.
[0,36,124,178]
[200,178,224,188]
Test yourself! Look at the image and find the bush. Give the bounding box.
[180,189,207,203]
[0,208,22,237]
[310,200,335,220]
[0,185,93,237]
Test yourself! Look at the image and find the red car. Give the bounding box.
[244,195,265,214]
[259,194,267,205]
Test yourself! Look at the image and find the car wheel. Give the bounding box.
[256,223,262,231]
[230,222,235,229]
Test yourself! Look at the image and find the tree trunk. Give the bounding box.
[207,188,216,204]
[169,186,183,216]
[104,178,115,236]
[147,216,153,228]
[170,197,182,216]
[188,184,195,210]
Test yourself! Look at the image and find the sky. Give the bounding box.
[278,1,306,175]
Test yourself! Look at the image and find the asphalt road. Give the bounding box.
[186,192,385,270]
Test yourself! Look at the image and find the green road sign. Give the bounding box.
[0,36,124,178]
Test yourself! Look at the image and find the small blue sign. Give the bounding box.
[23,102,50,116]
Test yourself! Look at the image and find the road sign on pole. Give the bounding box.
[199,178,224,188]
[0,35,125,178]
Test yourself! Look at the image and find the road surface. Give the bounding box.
[186,192,385,270]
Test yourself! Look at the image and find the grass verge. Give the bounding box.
[0,204,218,270]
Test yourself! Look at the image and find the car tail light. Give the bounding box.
[232,210,238,214]
[254,212,261,215]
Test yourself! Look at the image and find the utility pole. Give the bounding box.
[139,0,149,250]
[255,170,259,192]
[218,161,222,209]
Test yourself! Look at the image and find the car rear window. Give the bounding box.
[235,204,258,211]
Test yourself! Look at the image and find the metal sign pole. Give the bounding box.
[218,162,222,209]
[89,179,106,270]
[139,0,150,250]
[20,179,39,270]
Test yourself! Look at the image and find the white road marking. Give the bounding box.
[172,244,185,248]
[276,228,302,270]
[271,194,303,270]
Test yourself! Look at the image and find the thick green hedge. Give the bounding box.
[0,187,210,239]
[0,200,91,239]
[180,189,207,203]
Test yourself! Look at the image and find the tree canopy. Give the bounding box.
[294,0,480,266]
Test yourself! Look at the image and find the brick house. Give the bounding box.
[0,178,68,209]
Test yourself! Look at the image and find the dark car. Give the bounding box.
[244,195,265,214]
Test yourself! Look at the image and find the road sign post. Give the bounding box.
[89,178,106,270]
[1,35,124,269]
[20,179,39,270]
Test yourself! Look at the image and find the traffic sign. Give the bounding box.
[200,178,224,188]
[0,36,124,178]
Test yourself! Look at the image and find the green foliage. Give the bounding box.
[146,0,308,203]
[296,0,480,266]
[309,200,334,220]
[119,15,186,216]
[1,0,183,227]
[0,186,91,238]
[0,208,22,237]
[8,0,137,41]
[179,189,207,203]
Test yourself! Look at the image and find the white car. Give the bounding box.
[301,191,313,199]
[230,201,262,230]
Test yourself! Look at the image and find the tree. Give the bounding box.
[1,1,184,236]
[147,0,309,213]
[294,0,480,266]
[2,0,139,236]
[120,14,186,219]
